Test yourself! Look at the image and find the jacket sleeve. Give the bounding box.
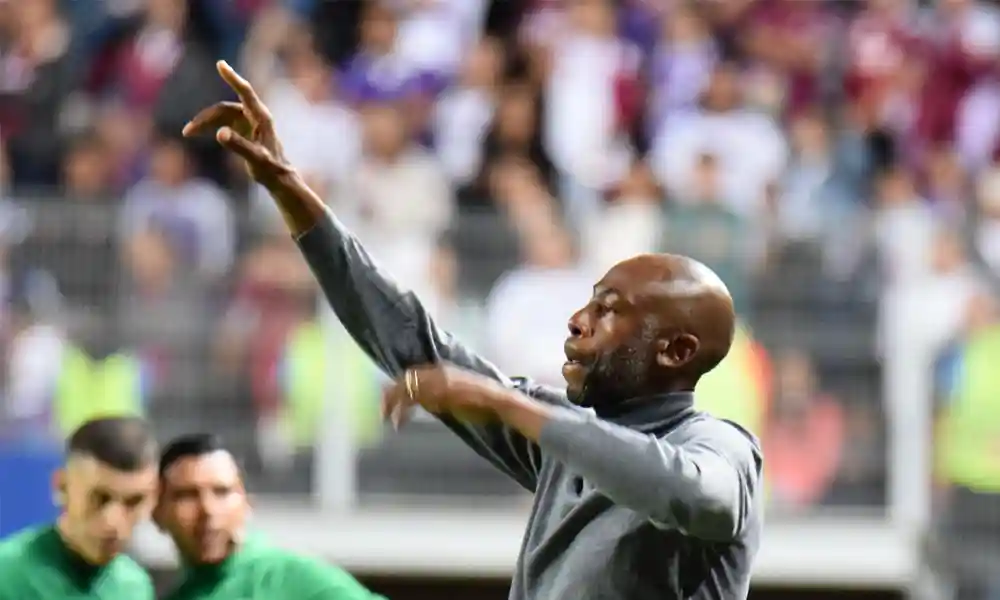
[538,411,763,542]
[295,207,544,490]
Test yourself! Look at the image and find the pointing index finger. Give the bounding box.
[216,60,270,123]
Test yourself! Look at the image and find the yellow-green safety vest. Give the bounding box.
[694,324,765,436]
[54,346,143,438]
[938,324,1000,492]
[281,322,381,448]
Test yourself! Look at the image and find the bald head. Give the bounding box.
[563,253,735,406]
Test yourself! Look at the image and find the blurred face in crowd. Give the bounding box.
[496,85,537,147]
[524,225,575,270]
[773,351,817,416]
[926,149,966,197]
[55,456,158,565]
[145,0,187,32]
[929,229,966,274]
[63,139,112,196]
[976,168,1000,218]
[361,3,397,54]
[875,168,916,207]
[362,103,408,160]
[790,112,829,160]
[692,154,721,202]
[463,37,503,89]
[964,292,1000,333]
[703,63,740,112]
[665,4,707,46]
[127,229,177,292]
[154,451,249,565]
[12,0,58,33]
[569,0,615,36]
[284,36,332,104]
[150,139,189,187]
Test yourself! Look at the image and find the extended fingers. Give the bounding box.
[216,61,272,124]
[216,127,267,163]
[182,102,246,137]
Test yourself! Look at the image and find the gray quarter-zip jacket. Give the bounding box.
[295,208,764,600]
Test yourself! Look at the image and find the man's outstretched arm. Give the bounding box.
[181,61,544,490]
[288,181,543,490]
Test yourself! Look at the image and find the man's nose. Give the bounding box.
[568,309,592,338]
[99,504,128,532]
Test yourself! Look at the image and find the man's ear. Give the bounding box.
[655,334,699,368]
[52,469,67,507]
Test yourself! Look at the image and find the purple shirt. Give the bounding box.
[338,52,447,105]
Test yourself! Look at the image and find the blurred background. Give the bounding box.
[0,0,996,597]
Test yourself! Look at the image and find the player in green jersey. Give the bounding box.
[155,433,384,600]
[0,417,159,600]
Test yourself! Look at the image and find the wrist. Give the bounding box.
[262,169,328,236]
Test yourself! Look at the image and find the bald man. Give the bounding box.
[184,61,764,600]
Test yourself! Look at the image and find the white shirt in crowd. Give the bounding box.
[649,108,787,218]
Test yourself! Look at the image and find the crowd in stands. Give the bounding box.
[0,0,996,541]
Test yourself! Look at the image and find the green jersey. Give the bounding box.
[163,536,383,600]
[0,525,154,600]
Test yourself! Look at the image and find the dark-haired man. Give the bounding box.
[0,417,158,600]
[156,433,383,600]
[186,61,764,600]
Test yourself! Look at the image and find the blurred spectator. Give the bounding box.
[394,0,488,77]
[119,226,211,412]
[3,0,78,189]
[873,165,937,284]
[646,2,717,136]
[579,163,661,276]
[924,146,969,221]
[349,101,453,315]
[740,0,834,119]
[1,269,65,439]
[249,27,361,224]
[435,36,502,187]
[104,0,223,138]
[20,133,119,310]
[934,291,1000,600]
[763,350,846,512]
[662,153,756,314]
[538,0,640,224]
[339,0,442,117]
[695,322,770,444]
[486,183,589,387]
[472,80,555,201]
[775,110,858,246]
[973,164,1000,275]
[650,60,787,218]
[120,135,235,279]
[916,0,1000,152]
[882,227,987,357]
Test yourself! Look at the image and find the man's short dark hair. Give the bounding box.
[159,433,226,478]
[66,416,158,471]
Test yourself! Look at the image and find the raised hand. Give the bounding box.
[182,61,291,187]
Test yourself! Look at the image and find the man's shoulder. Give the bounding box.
[109,553,153,582]
[0,525,49,562]
[677,412,763,465]
[254,547,379,595]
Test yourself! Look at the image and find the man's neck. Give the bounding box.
[55,516,106,567]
